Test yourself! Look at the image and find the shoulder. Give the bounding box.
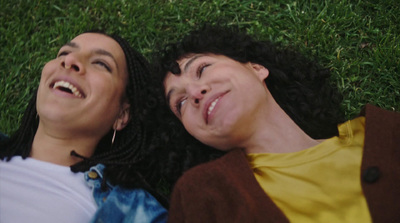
[360,105,400,222]
[114,187,168,214]
[173,149,248,192]
[362,104,400,132]
[92,185,167,223]
[362,104,399,119]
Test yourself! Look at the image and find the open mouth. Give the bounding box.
[205,94,224,124]
[204,91,229,124]
[51,80,85,98]
[207,97,220,115]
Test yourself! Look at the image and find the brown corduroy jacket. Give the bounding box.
[168,105,400,223]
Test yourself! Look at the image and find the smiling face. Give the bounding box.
[36,33,129,139]
[164,54,269,151]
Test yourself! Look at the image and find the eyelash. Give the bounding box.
[175,97,187,116]
[57,51,69,57]
[94,60,112,72]
[196,63,210,78]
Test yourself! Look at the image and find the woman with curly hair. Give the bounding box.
[0,31,167,222]
[155,24,400,222]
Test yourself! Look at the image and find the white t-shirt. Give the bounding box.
[0,156,97,223]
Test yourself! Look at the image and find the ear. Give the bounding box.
[251,63,269,81]
[113,102,130,131]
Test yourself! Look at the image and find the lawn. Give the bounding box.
[1,0,399,135]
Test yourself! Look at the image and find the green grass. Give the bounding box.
[1,0,399,135]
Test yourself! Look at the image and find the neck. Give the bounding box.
[242,93,323,154]
[30,123,99,166]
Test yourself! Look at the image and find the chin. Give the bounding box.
[37,108,70,124]
[215,142,235,151]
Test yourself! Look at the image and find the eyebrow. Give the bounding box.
[183,54,204,73]
[62,41,119,70]
[63,42,78,48]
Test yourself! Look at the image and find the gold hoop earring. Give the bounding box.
[111,129,116,145]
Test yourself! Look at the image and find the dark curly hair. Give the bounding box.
[0,31,168,207]
[153,24,345,186]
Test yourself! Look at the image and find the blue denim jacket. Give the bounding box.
[85,164,168,223]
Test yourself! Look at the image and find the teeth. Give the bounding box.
[53,81,83,98]
[207,98,219,115]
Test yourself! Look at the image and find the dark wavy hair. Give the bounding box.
[0,31,168,207]
[153,24,345,185]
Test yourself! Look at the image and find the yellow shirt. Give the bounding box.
[247,117,371,223]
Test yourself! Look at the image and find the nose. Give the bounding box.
[187,83,209,106]
[61,53,84,74]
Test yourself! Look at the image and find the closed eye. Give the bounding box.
[196,63,211,78]
[94,60,112,72]
[57,51,70,57]
[175,98,187,116]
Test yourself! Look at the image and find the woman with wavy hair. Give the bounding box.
[155,24,400,223]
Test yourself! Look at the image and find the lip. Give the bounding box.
[49,76,86,98]
[203,91,228,124]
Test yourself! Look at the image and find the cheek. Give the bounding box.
[181,114,206,142]
[37,62,55,100]
[39,61,55,83]
[94,75,124,96]
[91,79,126,119]
[181,115,196,133]
[112,81,126,101]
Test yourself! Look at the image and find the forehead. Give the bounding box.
[71,33,121,53]
[163,54,210,88]
[72,33,125,61]
[176,53,235,67]
[164,53,227,79]
[176,53,205,67]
